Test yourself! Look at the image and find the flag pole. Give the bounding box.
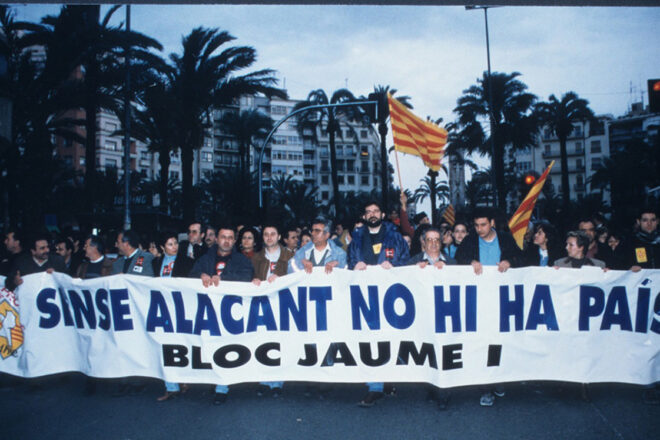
[393,147,404,194]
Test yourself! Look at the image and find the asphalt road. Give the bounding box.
[1,374,658,440]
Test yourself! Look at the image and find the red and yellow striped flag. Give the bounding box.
[442,204,455,226]
[388,93,447,171]
[508,161,555,249]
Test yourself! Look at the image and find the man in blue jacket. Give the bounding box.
[348,200,410,407]
[348,201,410,271]
[189,224,254,405]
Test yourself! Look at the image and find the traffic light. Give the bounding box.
[524,173,537,186]
[649,79,660,113]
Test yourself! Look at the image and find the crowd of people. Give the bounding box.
[1,197,658,408]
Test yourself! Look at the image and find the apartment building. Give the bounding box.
[56,93,382,207]
[513,115,612,205]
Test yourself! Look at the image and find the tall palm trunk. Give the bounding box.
[158,148,170,214]
[181,146,194,223]
[428,169,438,225]
[328,116,340,215]
[378,122,388,212]
[559,136,570,209]
[84,73,99,214]
[492,143,506,211]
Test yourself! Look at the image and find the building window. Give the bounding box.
[573,125,583,137]
[338,175,344,184]
[321,160,329,172]
[348,175,355,185]
[321,175,329,185]
[361,160,369,172]
[361,175,369,185]
[591,157,603,170]
[590,140,601,153]
[169,170,179,180]
[321,191,329,200]
[201,152,213,162]
[360,130,368,139]
[105,140,118,151]
[271,105,288,115]
[347,160,355,172]
[80,157,86,166]
[544,144,551,155]
[575,141,583,153]
[105,158,118,168]
[576,158,583,170]
[105,122,117,133]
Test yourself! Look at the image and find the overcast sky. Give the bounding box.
[12,4,660,208]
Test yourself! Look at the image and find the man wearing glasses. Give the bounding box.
[289,217,346,274]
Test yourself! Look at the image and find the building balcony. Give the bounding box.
[542,148,585,158]
[303,157,316,165]
[574,183,586,192]
[549,164,585,174]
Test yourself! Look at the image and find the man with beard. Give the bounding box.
[348,201,410,271]
[190,224,254,405]
[348,201,409,407]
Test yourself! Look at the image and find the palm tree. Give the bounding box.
[167,27,286,223]
[465,169,495,208]
[535,92,594,209]
[220,109,274,176]
[454,71,538,211]
[24,5,163,213]
[365,85,412,212]
[131,76,179,214]
[198,167,259,226]
[293,88,361,216]
[0,6,87,227]
[444,121,479,207]
[412,174,450,223]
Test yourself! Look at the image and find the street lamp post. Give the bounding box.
[123,4,132,231]
[256,101,378,209]
[466,5,499,208]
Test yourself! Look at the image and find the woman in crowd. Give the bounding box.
[237,226,261,259]
[299,229,312,248]
[606,231,628,270]
[152,231,192,402]
[444,221,468,260]
[554,231,605,269]
[523,221,563,267]
[553,230,605,402]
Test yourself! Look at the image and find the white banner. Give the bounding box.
[0,267,659,388]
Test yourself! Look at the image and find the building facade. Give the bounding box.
[512,115,612,205]
[56,93,382,207]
